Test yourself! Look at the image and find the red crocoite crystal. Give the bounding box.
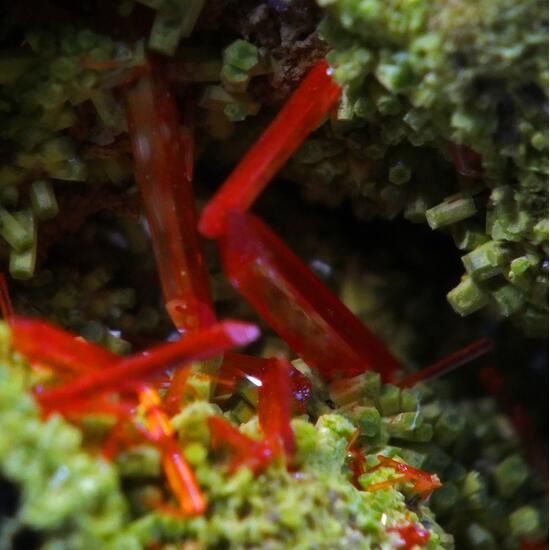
[387,523,430,549]
[10,317,115,376]
[140,386,206,515]
[36,320,259,408]
[126,60,215,332]
[220,352,312,413]
[162,438,207,515]
[10,315,207,513]
[399,337,493,388]
[208,415,273,474]
[346,429,367,488]
[198,59,341,238]
[447,142,483,178]
[219,211,399,382]
[367,455,441,499]
[0,274,13,320]
[257,357,295,458]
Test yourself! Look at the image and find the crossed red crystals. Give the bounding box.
[220,352,312,414]
[208,415,274,474]
[8,316,257,515]
[35,320,259,408]
[0,54,495,522]
[387,523,431,549]
[366,455,442,499]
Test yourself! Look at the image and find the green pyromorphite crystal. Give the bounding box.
[283,0,549,333]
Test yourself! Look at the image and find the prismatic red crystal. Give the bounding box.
[346,429,367,488]
[220,352,312,414]
[126,60,215,332]
[366,455,441,499]
[208,415,273,474]
[0,274,13,320]
[387,524,430,549]
[140,386,206,515]
[257,357,295,458]
[447,142,483,178]
[162,439,206,515]
[399,337,493,388]
[36,320,259,408]
[10,317,115,376]
[198,59,341,238]
[219,211,399,382]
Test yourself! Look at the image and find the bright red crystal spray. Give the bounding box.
[219,211,398,382]
[36,320,259,407]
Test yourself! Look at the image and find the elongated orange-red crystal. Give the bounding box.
[11,317,114,376]
[399,337,493,388]
[36,320,259,408]
[257,357,295,458]
[0,274,13,320]
[208,415,273,474]
[126,61,215,332]
[161,438,206,515]
[367,455,441,498]
[387,524,430,549]
[220,352,312,413]
[140,386,206,515]
[199,59,341,238]
[219,211,398,382]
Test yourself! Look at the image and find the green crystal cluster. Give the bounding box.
[0,26,143,279]
[283,0,548,334]
[197,352,547,550]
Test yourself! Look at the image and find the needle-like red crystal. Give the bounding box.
[219,211,399,382]
[36,320,259,408]
[346,429,367,488]
[199,59,341,238]
[257,357,295,458]
[208,415,273,474]
[399,337,494,388]
[447,142,483,178]
[0,274,13,320]
[10,317,115,376]
[387,523,430,549]
[126,60,215,332]
[162,438,206,515]
[140,386,206,515]
[366,455,441,499]
[220,352,312,413]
